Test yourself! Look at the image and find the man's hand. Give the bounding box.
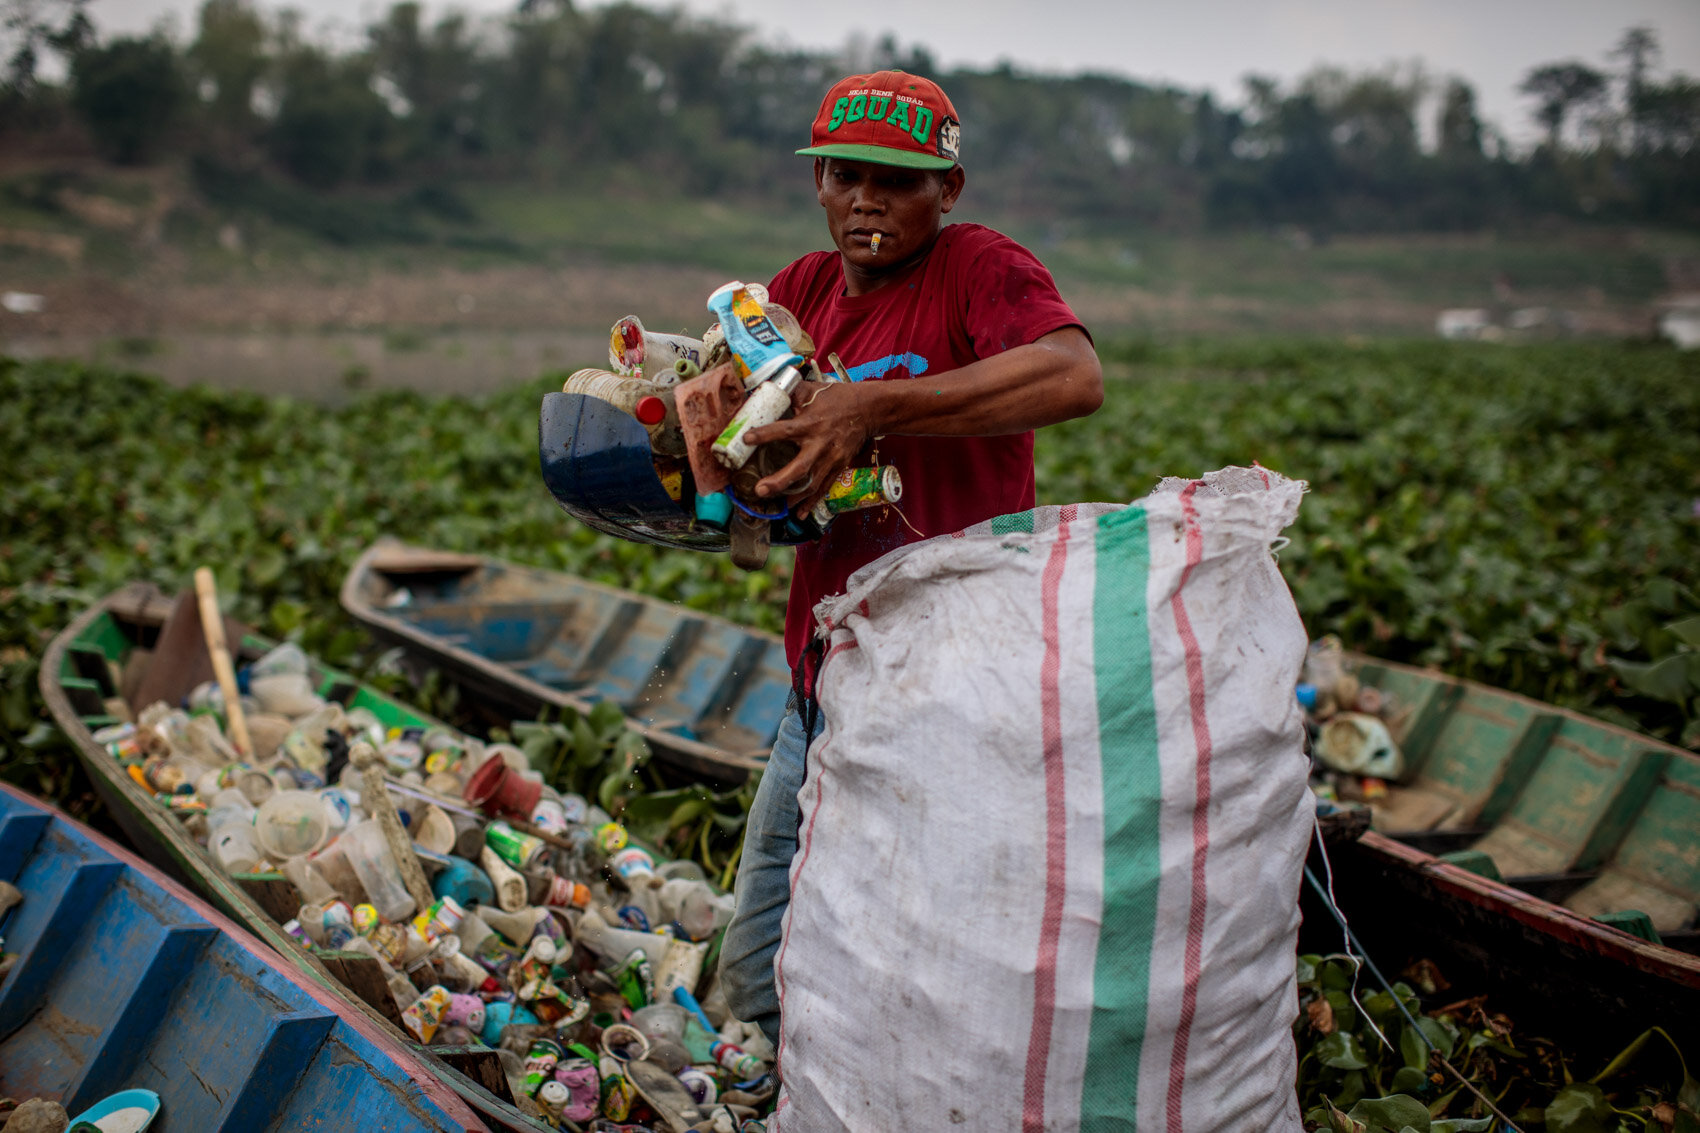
[744,380,875,510]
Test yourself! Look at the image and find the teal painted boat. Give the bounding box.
[1344,652,1700,953]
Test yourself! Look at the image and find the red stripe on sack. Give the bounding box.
[1021,515,1075,1133]
[1165,481,1213,1130]
[772,723,838,1076]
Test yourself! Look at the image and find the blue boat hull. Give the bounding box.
[0,783,488,1132]
[341,540,792,780]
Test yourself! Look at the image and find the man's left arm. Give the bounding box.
[745,326,1103,506]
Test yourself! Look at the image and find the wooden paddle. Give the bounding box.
[194,567,252,757]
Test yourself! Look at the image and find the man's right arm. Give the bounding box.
[745,325,1102,507]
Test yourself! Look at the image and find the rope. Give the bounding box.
[1307,817,1525,1132]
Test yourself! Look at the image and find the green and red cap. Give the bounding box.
[796,70,961,170]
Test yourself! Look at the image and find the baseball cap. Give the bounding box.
[796,70,961,170]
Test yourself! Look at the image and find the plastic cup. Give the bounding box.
[254,790,331,860]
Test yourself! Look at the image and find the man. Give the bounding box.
[719,69,1103,1046]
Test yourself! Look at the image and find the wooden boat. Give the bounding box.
[1297,651,1700,1057]
[40,583,559,1133]
[0,780,488,1131]
[1342,652,1699,954]
[340,540,792,781]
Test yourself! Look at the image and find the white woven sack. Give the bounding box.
[768,467,1311,1132]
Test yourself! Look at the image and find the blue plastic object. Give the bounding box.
[694,490,732,527]
[431,855,495,908]
[0,783,487,1131]
[705,283,803,383]
[538,391,817,552]
[68,1088,159,1131]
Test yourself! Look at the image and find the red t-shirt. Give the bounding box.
[767,222,1085,666]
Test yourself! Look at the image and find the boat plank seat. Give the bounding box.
[632,628,785,748]
[723,640,792,748]
[1469,720,1669,878]
[1563,756,1700,935]
[1362,660,1565,833]
[403,602,571,664]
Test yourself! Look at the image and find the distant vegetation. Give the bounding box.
[1,0,1696,237]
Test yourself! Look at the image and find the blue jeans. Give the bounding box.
[720,696,823,1048]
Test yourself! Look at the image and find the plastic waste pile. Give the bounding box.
[89,640,775,1132]
[1300,634,1408,803]
[562,282,902,570]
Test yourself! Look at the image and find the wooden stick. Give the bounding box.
[194,567,252,757]
[351,742,436,915]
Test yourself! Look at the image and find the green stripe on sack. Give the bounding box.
[1080,505,1162,1129]
[990,510,1036,535]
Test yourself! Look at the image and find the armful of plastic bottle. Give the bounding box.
[745,326,1104,509]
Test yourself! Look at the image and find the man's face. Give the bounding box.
[814,157,964,279]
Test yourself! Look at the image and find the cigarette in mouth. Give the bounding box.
[870,233,881,254]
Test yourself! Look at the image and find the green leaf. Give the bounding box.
[616,787,712,845]
[569,716,603,768]
[1390,1066,1429,1095]
[1321,959,1358,991]
[1347,1094,1431,1132]
[1432,1118,1494,1133]
[1298,954,1321,984]
[1319,1032,1371,1071]
[1609,655,1697,704]
[1668,615,1700,650]
[1416,1016,1456,1062]
[1307,1102,1365,1133]
[1545,1083,1615,1133]
[1401,1023,1429,1070]
[1325,989,1360,1032]
[588,697,627,739]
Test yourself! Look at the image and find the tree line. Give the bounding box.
[2,0,1696,232]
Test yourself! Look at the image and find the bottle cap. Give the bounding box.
[635,396,667,425]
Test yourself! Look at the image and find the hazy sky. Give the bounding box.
[96,0,1700,147]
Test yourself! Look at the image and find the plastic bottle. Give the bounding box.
[454,908,496,953]
[479,845,529,912]
[250,641,309,678]
[481,904,546,946]
[654,937,708,1000]
[278,704,344,777]
[184,714,240,768]
[572,908,670,969]
[630,1003,687,1045]
[342,818,418,922]
[306,836,370,907]
[712,364,802,470]
[249,671,322,717]
[206,788,260,875]
[657,879,731,941]
[282,854,340,905]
